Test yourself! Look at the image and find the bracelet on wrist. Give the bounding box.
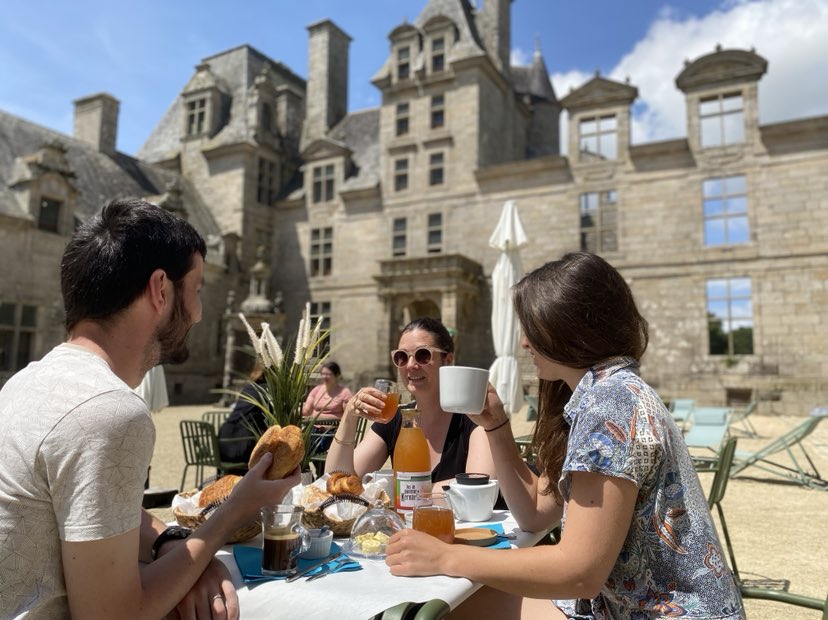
[484,418,510,433]
[334,435,356,446]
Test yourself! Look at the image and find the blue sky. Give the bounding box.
[1,0,826,156]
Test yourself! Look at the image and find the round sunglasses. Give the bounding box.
[390,346,448,368]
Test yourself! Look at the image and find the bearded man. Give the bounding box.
[0,198,298,619]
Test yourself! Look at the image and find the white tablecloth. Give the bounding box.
[216,511,549,619]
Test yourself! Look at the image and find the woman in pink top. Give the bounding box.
[302,361,353,421]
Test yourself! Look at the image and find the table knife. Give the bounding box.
[285,551,342,583]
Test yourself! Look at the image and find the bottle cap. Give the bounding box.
[455,472,490,485]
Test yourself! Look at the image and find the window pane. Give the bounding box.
[703,178,722,198]
[704,198,724,217]
[726,196,747,214]
[39,199,60,232]
[700,117,721,147]
[580,135,597,154]
[699,98,720,116]
[706,279,728,298]
[721,94,743,112]
[600,115,617,131]
[725,175,746,195]
[708,320,728,355]
[599,133,617,159]
[727,216,750,243]
[580,118,597,134]
[395,159,408,171]
[704,220,725,246]
[723,112,745,144]
[0,330,12,371]
[707,299,728,320]
[730,278,752,296]
[21,305,36,328]
[393,218,406,232]
[16,332,33,371]
[730,298,753,319]
[428,213,442,227]
[0,303,14,326]
[428,230,442,244]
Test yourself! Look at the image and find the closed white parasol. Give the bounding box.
[488,200,528,415]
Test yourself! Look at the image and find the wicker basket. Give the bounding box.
[302,490,390,537]
[173,490,260,544]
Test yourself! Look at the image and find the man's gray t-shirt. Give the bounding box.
[0,343,154,618]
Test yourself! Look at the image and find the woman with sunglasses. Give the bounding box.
[385,253,743,620]
[326,317,496,489]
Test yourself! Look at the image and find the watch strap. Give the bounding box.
[151,526,192,561]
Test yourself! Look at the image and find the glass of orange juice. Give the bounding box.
[365,379,399,423]
[412,492,455,544]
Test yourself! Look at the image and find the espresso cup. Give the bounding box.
[439,366,490,414]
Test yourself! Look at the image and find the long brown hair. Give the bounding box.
[513,252,648,502]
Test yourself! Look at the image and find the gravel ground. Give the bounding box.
[147,404,828,619]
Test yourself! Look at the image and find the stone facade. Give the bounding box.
[1,1,826,414]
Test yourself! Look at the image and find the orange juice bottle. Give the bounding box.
[393,408,432,513]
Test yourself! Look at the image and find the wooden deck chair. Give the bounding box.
[728,400,758,438]
[706,437,739,580]
[730,406,828,489]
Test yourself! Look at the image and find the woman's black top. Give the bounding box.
[371,411,477,483]
[218,383,269,469]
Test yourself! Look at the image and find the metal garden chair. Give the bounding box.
[706,437,739,579]
[201,409,232,434]
[179,419,247,490]
[727,400,758,438]
[373,599,450,620]
[730,406,827,489]
[307,416,367,477]
[683,407,730,470]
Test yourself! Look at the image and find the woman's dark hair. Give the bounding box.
[322,361,342,377]
[60,197,207,331]
[399,317,455,354]
[513,252,649,503]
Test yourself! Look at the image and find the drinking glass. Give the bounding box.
[358,379,400,423]
[412,492,455,544]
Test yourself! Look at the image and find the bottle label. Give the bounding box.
[395,471,432,511]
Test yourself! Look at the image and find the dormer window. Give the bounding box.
[186,97,207,136]
[312,164,335,203]
[431,37,445,73]
[397,46,411,81]
[579,115,617,162]
[261,102,273,133]
[38,198,61,233]
[700,93,744,148]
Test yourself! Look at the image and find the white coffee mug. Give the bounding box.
[439,366,490,414]
[362,469,394,493]
[445,479,499,522]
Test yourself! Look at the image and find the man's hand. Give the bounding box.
[166,558,238,620]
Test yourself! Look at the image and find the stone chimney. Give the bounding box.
[301,19,351,150]
[73,93,120,156]
[477,0,511,78]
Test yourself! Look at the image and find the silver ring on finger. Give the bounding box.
[212,594,225,604]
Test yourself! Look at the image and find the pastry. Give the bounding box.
[326,471,364,496]
[198,474,242,507]
[248,424,305,480]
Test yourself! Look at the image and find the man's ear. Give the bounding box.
[146,269,169,313]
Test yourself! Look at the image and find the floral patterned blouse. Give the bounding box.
[554,357,744,619]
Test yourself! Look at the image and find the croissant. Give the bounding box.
[326,471,364,496]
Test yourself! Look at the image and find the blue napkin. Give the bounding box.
[479,522,512,549]
[233,541,361,583]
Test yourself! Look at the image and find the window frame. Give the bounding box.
[430,94,445,130]
[185,97,207,136]
[394,158,409,192]
[703,174,749,246]
[395,102,410,137]
[579,190,618,253]
[699,92,745,148]
[309,226,333,277]
[392,217,407,257]
[706,277,754,356]
[578,114,617,162]
[397,46,411,81]
[428,152,445,186]
[0,302,37,373]
[257,157,278,205]
[310,301,331,356]
[426,212,443,254]
[38,197,61,233]
[312,164,335,204]
[431,36,445,73]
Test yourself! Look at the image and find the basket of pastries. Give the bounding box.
[297,471,391,537]
[172,423,306,544]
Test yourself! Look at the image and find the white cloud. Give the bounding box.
[554,0,828,144]
[510,47,531,67]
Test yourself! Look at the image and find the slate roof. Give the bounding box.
[0,108,221,245]
[139,45,306,163]
[512,49,558,103]
[329,108,380,192]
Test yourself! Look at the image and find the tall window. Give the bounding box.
[397,46,410,80]
[431,36,445,72]
[700,93,744,148]
[395,102,410,136]
[261,102,273,133]
[703,175,748,246]
[579,114,617,161]
[394,158,409,192]
[392,217,407,257]
[707,278,753,355]
[427,213,443,254]
[429,152,444,186]
[0,302,36,372]
[310,301,331,355]
[430,94,445,129]
[186,97,207,136]
[310,227,333,277]
[38,198,61,233]
[257,158,277,205]
[579,190,618,253]
[312,164,335,203]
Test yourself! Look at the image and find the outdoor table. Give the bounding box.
[214,510,551,619]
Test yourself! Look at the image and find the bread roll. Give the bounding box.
[198,474,242,507]
[248,424,305,480]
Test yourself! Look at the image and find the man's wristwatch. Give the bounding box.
[151,525,192,561]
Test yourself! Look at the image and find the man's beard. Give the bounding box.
[155,289,193,365]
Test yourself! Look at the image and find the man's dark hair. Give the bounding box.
[60,197,207,331]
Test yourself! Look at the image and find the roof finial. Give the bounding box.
[534,35,542,58]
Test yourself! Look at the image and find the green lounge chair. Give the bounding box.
[730,406,827,489]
